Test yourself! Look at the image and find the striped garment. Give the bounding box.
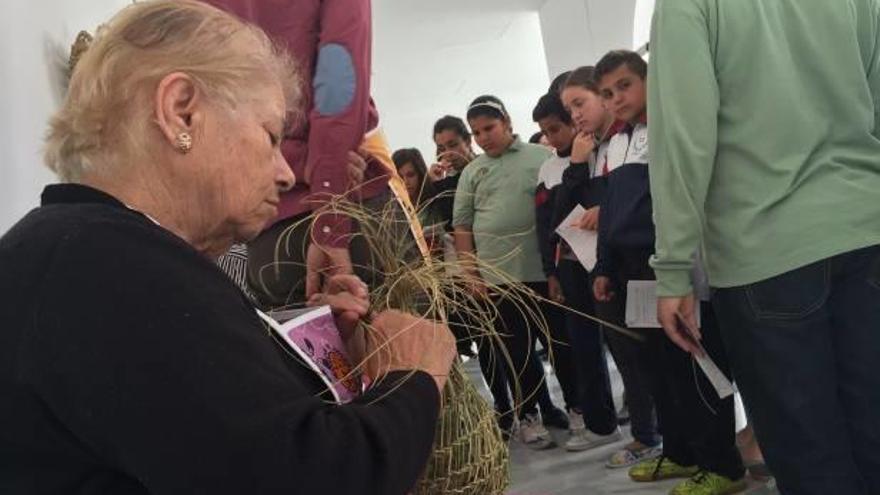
[216,244,256,302]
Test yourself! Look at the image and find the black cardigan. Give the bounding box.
[0,184,439,495]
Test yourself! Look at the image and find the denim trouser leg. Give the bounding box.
[713,245,880,494]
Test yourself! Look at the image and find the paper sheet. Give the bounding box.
[625,281,734,399]
[555,205,598,271]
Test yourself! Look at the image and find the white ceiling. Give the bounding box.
[372,0,551,159]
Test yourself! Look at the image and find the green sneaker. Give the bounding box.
[629,456,700,482]
[670,471,748,495]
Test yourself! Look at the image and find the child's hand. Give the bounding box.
[427,161,450,182]
[570,131,596,163]
[462,270,488,300]
[346,151,368,189]
[658,295,704,356]
[547,275,565,303]
[572,206,600,231]
[592,276,615,302]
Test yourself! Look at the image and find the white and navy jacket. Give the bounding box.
[594,121,656,277]
[535,148,572,278]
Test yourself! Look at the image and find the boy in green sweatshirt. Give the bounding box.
[649,1,880,493]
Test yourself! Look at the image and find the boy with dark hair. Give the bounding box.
[533,91,622,452]
[593,49,745,494]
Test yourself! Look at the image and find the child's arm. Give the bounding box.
[647,0,720,297]
[535,180,558,280]
[451,167,485,296]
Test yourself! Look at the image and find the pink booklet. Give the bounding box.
[257,306,362,404]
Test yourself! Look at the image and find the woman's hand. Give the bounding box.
[365,310,457,394]
[307,274,369,338]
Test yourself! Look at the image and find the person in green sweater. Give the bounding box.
[649,1,880,493]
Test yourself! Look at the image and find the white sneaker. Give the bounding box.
[565,427,623,452]
[518,413,555,450]
[568,410,586,434]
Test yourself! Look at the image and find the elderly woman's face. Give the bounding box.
[200,83,294,243]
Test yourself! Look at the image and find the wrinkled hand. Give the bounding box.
[307,274,369,339]
[346,150,368,189]
[592,276,615,302]
[573,206,600,231]
[570,131,596,163]
[365,310,457,394]
[305,244,354,299]
[547,275,565,304]
[657,294,704,356]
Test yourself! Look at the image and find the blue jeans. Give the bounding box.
[713,245,880,494]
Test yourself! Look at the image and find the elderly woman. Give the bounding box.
[0,2,455,494]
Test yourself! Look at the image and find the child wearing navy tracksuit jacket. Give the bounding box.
[592,51,744,491]
[533,91,619,452]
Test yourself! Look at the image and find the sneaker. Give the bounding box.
[670,471,748,495]
[496,413,515,442]
[568,409,586,434]
[607,441,662,468]
[518,413,555,450]
[542,406,570,430]
[629,456,700,482]
[566,427,623,452]
[617,402,631,426]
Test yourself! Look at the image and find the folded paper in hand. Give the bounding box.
[555,205,598,271]
[625,281,734,399]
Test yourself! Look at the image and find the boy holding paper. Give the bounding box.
[592,50,745,494]
[533,92,621,451]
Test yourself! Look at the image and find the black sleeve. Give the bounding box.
[535,182,557,277]
[551,161,592,234]
[24,221,440,495]
[594,185,614,278]
[428,176,459,227]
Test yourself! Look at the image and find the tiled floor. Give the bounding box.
[461,357,780,495]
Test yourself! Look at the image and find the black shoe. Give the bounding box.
[541,406,570,430]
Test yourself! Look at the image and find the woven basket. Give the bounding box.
[413,360,509,495]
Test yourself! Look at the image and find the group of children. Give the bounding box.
[391,50,757,495]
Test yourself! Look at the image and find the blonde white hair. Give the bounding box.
[45,0,299,182]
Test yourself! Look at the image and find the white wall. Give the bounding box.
[372,3,550,163]
[633,0,656,50]
[539,0,637,78]
[0,0,129,233]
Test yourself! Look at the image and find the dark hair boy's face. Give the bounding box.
[537,115,575,152]
[598,64,647,124]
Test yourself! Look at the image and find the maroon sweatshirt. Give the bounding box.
[205,0,389,248]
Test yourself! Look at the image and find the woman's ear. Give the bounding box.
[154,72,202,152]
